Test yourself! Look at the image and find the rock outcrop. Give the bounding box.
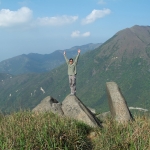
[32,96,64,115]
[61,95,100,127]
[106,82,133,123]
[32,95,101,127]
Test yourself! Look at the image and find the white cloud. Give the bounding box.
[0,7,32,27]
[82,32,90,37]
[71,30,80,37]
[82,8,111,25]
[98,0,106,5]
[71,30,90,38]
[37,15,78,26]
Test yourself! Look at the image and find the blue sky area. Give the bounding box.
[0,0,150,61]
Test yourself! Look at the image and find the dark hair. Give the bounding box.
[69,58,73,61]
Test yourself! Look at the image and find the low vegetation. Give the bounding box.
[93,114,150,150]
[0,111,150,150]
[0,111,92,150]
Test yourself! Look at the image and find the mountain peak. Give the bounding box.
[97,26,150,63]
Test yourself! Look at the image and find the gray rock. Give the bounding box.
[61,95,101,127]
[96,111,110,120]
[32,96,64,115]
[88,107,96,114]
[106,82,133,123]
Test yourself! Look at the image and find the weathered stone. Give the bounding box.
[106,82,133,123]
[32,96,64,115]
[88,107,96,114]
[96,111,110,120]
[61,95,101,127]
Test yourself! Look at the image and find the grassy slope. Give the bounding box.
[0,111,150,150]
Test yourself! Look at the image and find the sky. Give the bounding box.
[0,0,150,61]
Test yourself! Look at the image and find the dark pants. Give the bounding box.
[69,75,76,94]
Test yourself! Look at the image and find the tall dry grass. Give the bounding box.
[92,114,150,150]
[0,111,150,150]
[0,111,92,150]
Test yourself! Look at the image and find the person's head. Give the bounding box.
[69,58,73,64]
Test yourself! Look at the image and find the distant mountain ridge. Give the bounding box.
[0,25,150,113]
[0,43,102,75]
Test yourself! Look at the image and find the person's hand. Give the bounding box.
[78,49,80,53]
[64,51,66,55]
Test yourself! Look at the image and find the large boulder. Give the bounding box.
[32,96,64,115]
[106,82,133,123]
[61,95,101,127]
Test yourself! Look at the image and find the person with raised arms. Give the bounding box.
[64,49,80,95]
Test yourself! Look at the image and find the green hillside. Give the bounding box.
[0,25,150,113]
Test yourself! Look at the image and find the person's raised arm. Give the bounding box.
[64,51,69,64]
[74,49,80,64]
